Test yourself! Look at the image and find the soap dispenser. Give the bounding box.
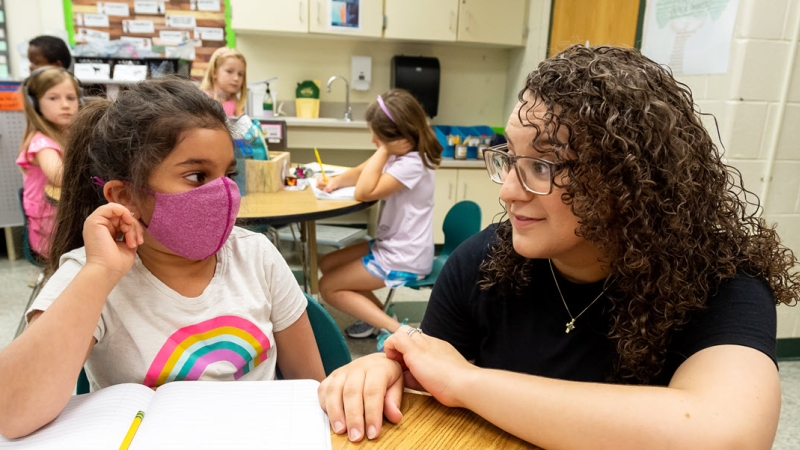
[262,83,274,118]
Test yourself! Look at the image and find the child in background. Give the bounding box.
[0,78,324,439]
[16,66,80,257]
[27,35,72,72]
[200,47,247,117]
[317,89,442,339]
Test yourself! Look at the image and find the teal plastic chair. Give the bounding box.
[76,293,350,394]
[383,200,482,313]
[304,293,352,375]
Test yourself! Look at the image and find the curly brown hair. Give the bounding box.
[479,45,800,384]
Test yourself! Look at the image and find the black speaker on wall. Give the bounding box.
[391,56,440,118]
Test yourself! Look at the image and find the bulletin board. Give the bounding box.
[64,0,236,80]
[0,0,9,79]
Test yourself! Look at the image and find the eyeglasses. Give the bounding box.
[483,145,559,195]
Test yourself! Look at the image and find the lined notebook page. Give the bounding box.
[0,384,153,449]
[131,380,330,450]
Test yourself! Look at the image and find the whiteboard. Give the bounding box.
[0,111,25,227]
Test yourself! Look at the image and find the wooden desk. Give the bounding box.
[237,187,375,296]
[330,393,538,449]
[45,184,374,296]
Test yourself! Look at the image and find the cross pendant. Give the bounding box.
[565,320,575,333]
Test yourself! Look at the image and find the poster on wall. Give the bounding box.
[329,0,360,30]
[641,0,740,75]
[67,0,231,80]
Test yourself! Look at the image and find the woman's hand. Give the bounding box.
[318,353,405,442]
[82,203,143,280]
[383,326,479,409]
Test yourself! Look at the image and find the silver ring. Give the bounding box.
[406,327,423,337]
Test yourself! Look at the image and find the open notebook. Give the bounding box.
[0,380,330,450]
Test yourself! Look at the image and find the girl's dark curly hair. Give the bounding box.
[480,45,800,384]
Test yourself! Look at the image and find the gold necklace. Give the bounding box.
[549,259,611,334]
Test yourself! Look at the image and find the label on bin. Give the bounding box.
[166,15,197,28]
[123,20,155,34]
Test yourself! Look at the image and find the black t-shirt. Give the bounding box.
[421,225,777,385]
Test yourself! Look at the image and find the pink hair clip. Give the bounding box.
[92,176,106,187]
[377,95,395,123]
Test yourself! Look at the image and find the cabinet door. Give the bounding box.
[433,169,459,244]
[309,0,383,37]
[384,0,458,42]
[456,169,502,233]
[457,0,525,46]
[231,0,309,33]
[549,0,641,56]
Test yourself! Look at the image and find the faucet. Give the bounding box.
[326,75,352,122]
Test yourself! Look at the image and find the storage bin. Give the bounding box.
[434,125,497,159]
[145,57,192,78]
[433,125,466,158]
[245,151,291,193]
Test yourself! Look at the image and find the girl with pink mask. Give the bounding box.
[0,78,324,439]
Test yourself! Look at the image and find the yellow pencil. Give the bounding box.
[119,411,144,450]
[314,147,328,183]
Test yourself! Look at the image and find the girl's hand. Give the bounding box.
[317,175,341,193]
[383,326,478,409]
[384,139,414,156]
[82,203,143,280]
[318,353,405,442]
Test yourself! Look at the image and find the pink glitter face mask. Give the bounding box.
[142,177,241,260]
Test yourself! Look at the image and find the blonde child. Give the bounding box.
[200,47,247,117]
[0,78,324,439]
[16,66,80,257]
[317,89,442,339]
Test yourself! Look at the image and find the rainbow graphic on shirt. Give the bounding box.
[143,316,271,388]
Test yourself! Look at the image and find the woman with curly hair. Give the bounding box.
[317,45,799,448]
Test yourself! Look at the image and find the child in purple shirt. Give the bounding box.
[317,89,443,339]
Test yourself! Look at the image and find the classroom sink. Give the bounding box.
[280,117,369,129]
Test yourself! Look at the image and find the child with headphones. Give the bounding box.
[17,66,81,257]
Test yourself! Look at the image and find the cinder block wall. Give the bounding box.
[677,0,800,337]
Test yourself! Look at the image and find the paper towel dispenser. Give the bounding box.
[391,56,440,118]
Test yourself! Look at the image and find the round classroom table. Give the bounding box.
[237,187,376,295]
[330,391,538,449]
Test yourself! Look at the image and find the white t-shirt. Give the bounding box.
[371,151,435,275]
[28,227,307,392]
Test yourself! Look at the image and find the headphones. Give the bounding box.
[22,66,83,115]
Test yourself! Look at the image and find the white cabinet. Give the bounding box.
[231,0,381,37]
[433,168,502,244]
[230,0,309,34]
[232,0,526,47]
[384,0,525,47]
[309,0,383,37]
[457,0,526,46]
[384,0,459,42]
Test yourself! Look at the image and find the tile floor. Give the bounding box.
[1,255,798,448]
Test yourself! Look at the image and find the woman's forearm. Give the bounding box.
[454,347,780,450]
